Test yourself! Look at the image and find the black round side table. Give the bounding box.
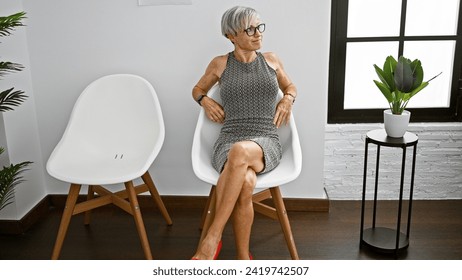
[360,129,418,256]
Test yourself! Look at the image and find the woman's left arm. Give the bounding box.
[264,52,297,128]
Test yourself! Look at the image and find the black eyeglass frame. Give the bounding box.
[244,23,266,36]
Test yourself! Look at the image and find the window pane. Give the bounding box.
[347,0,402,38]
[403,41,455,108]
[406,0,460,36]
[344,42,399,109]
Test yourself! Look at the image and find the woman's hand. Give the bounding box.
[273,95,293,128]
[202,96,225,123]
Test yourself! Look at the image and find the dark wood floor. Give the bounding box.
[1,200,461,260]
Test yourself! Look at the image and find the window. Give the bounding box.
[328,0,462,123]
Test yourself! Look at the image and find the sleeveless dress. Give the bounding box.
[211,51,282,174]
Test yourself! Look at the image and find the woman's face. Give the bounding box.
[229,18,263,51]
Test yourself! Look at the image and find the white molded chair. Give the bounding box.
[47,74,172,260]
[191,83,302,259]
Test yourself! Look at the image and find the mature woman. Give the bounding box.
[191,6,297,260]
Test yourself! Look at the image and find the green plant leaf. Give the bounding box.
[408,81,429,99]
[410,59,424,91]
[383,55,397,91]
[0,87,27,112]
[373,65,391,89]
[402,92,412,102]
[427,71,442,83]
[0,61,24,78]
[0,12,26,37]
[0,161,32,211]
[373,80,393,103]
[394,56,414,92]
[389,90,405,114]
[374,56,399,93]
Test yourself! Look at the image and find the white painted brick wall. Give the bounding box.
[324,123,462,200]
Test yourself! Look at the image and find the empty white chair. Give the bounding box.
[47,74,172,259]
[191,83,302,259]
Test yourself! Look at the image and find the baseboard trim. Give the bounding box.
[48,194,330,212]
[0,194,330,235]
[0,196,50,235]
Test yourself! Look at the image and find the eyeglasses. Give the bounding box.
[244,23,266,36]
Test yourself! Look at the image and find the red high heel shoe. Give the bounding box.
[191,240,222,260]
[213,240,222,260]
[249,252,253,260]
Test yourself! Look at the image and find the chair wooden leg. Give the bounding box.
[125,180,153,260]
[199,185,216,245]
[142,172,173,226]
[270,186,299,260]
[83,185,95,225]
[51,184,81,260]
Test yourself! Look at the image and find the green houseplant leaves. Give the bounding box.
[0,154,32,211]
[373,55,441,115]
[0,11,32,212]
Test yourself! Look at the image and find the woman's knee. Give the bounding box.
[227,142,250,168]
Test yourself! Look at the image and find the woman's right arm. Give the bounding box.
[192,56,227,123]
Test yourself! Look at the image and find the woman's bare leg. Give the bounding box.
[232,168,256,260]
[193,141,263,260]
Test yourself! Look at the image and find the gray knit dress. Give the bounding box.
[211,51,282,174]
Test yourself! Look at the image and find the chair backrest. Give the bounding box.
[192,83,302,188]
[47,74,164,183]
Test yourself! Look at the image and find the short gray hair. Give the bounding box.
[221,6,261,38]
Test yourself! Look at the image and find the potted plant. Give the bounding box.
[0,11,32,211]
[373,55,441,137]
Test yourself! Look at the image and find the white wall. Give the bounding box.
[0,0,331,219]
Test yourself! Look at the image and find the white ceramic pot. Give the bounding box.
[383,109,410,138]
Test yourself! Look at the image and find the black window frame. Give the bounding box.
[328,0,462,123]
